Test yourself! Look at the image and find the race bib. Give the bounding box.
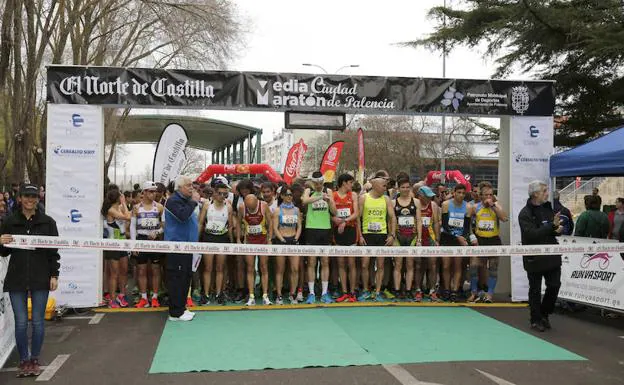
[139,218,159,228]
[312,200,328,210]
[478,220,495,232]
[282,215,298,225]
[247,224,263,235]
[398,216,415,227]
[448,217,464,228]
[422,216,431,227]
[337,208,351,218]
[367,222,382,232]
[206,221,226,234]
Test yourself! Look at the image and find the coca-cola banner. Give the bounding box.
[283,139,308,184]
[320,141,345,183]
[47,66,555,116]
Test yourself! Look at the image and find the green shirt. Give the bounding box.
[305,191,331,230]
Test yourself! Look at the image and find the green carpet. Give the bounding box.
[149,308,584,373]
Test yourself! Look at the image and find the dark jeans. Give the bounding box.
[9,290,49,361]
[167,269,192,318]
[526,268,561,323]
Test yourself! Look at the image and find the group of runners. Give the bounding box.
[100,169,508,308]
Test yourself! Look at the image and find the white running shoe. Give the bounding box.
[262,295,273,305]
[168,312,194,322]
[246,296,256,306]
[183,309,195,318]
[296,291,304,302]
[276,296,284,305]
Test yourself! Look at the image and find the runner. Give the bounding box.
[130,181,164,308]
[291,182,306,302]
[198,181,234,305]
[468,181,508,303]
[272,186,302,304]
[261,182,278,213]
[440,183,477,302]
[232,179,255,303]
[415,185,442,302]
[101,189,132,308]
[332,174,360,303]
[358,172,397,301]
[392,177,421,299]
[236,194,273,306]
[302,171,337,304]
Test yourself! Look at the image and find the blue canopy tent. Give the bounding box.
[550,126,624,177]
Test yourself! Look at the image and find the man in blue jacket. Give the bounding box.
[164,175,199,321]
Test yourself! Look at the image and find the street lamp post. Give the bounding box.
[301,63,360,145]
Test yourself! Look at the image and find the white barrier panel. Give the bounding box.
[7,235,624,257]
[46,104,103,308]
[509,116,554,301]
[0,256,15,368]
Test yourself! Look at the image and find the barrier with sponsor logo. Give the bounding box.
[0,256,15,368]
[558,236,623,311]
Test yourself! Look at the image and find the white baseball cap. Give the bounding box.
[213,176,231,189]
[142,181,157,191]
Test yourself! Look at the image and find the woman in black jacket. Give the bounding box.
[0,184,60,378]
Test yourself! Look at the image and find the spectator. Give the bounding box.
[553,190,574,235]
[574,195,609,239]
[608,198,624,239]
[518,180,562,333]
[592,187,602,208]
[0,184,60,377]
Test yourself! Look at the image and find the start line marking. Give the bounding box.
[382,365,518,385]
[63,313,105,324]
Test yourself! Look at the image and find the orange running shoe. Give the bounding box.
[186,297,194,307]
[135,298,149,308]
[336,293,351,303]
[151,297,160,308]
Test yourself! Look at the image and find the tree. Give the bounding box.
[302,115,476,181]
[403,0,624,147]
[0,0,244,184]
[180,147,208,176]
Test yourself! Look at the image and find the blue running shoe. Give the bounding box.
[373,292,385,302]
[357,291,371,302]
[305,294,316,304]
[321,293,334,304]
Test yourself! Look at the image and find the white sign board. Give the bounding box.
[0,256,14,368]
[509,116,554,301]
[46,104,103,308]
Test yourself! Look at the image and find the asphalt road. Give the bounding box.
[1,306,622,385]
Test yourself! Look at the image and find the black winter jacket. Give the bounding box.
[0,209,60,291]
[518,199,561,273]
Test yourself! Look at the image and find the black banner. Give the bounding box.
[47,66,555,116]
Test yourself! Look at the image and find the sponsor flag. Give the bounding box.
[319,141,345,183]
[283,139,308,184]
[357,128,365,185]
[153,123,189,184]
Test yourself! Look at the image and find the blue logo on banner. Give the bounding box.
[529,125,539,138]
[69,209,82,223]
[71,114,84,127]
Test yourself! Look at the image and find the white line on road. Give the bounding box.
[63,316,93,320]
[382,364,445,385]
[35,354,70,382]
[476,369,518,385]
[89,313,105,324]
[619,336,624,339]
[0,366,47,372]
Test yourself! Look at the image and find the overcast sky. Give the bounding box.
[115,0,514,181]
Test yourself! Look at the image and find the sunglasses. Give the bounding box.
[217,192,229,197]
[283,193,293,197]
[21,194,38,199]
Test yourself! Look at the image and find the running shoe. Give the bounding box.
[103,292,112,306]
[398,290,407,300]
[383,288,396,299]
[305,293,316,304]
[117,294,129,308]
[135,298,149,308]
[441,290,451,302]
[29,359,42,377]
[357,290,372,302]
[186,297,194,307]
[466,293,479,303]
[275,296,284,305]
[450,291,458,303]
[348,293,357,302]
[200,295,210,306]
[296,288,304,302]
[331,288,341,299]
[429,291,443,302]
[109,298,120,308]
[233,290,246,303]
[373,292,385,302]
[414,290,423,302]
[336,293,351,303]
[216,293,226,305]
[289,294,298,304]
[262,295,273,305]
[151,297,160,308]
[16,360,29,378]
[246,296,256,306]
[483,294,493,304]
[191,289,202,304]
[320,293,334,304]
[168,312,193,322]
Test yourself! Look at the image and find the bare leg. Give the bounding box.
[275,256,286,297]
[118,256,128,295]
[442,257,451,292]
[347,257,357,293]
[452,257,463,292]
[215,255,226,295]
[150,261,160,295]
[360,257,370,292]
[244,255,255,296]
[320,256,330,282]
[426,257,438,293]
[259,255,269,296]
[109,260,119,297]
[406,257,415,292]
[288,256,300,296]
[393,257,403,291]
[202,254,214,296]
[137,263,148,294]
[375,257,385,293]
[337,257,348,293]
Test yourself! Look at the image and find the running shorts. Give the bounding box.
[305,229,330,246]
[334,226,357,246]
[363,233,387,247]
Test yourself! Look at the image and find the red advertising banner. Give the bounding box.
[425,170,472,191]
[357,128,365,185]
[196,164,283,183]
[283,139,308,184]
[320,141,345,183]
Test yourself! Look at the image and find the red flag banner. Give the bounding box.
[320,140,345,183]
[283,139,308,184]
[357,128,365,185]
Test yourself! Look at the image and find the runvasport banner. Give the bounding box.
[47,66,555,116]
